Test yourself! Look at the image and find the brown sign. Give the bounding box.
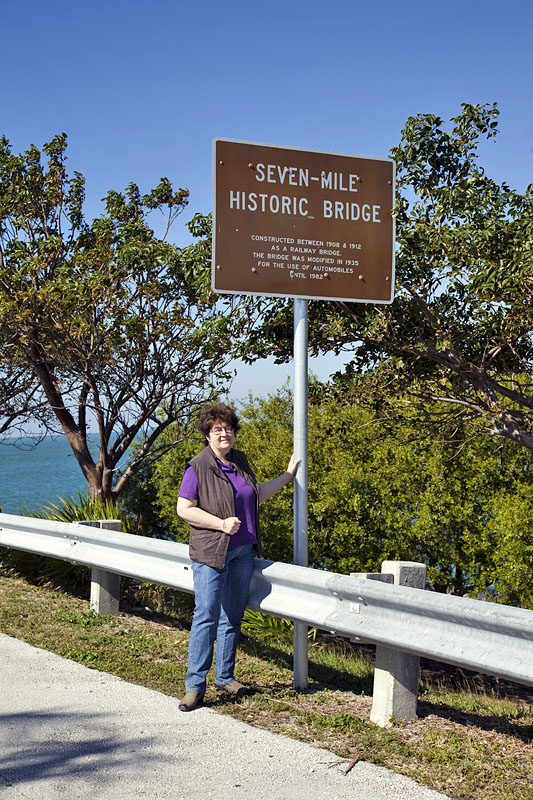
[212,139,395,303]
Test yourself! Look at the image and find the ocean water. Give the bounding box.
[0,437,101,514]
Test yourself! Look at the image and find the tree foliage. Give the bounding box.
[233,104,533,451]
[0,134,240,501]
[130,385,533,607]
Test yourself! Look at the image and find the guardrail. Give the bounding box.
[1,513,532,725]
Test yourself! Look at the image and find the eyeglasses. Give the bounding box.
[210,426,234,436]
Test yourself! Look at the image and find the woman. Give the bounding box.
[177,402,300,712]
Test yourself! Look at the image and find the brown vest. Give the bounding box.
[186,446,261,568]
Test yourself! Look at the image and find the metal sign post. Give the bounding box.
[293,297,309,688]
[212,137,395,691]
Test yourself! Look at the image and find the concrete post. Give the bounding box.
[79,520,122,616]
[369,560,426,727]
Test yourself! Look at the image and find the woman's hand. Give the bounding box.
[221,517,241,535]
[286,454,302,477]
[258,454,302,502]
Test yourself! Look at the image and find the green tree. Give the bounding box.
[136,385,533,605]
[482,483,533,607]
[0,134,241,502]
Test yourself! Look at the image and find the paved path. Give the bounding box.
[0,633,450,800]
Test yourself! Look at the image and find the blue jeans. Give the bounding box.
[185,544,254,693]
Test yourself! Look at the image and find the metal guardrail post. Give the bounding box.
[79,520,122,616]
[371,560,426,727]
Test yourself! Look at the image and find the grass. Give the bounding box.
[0,570,532,800]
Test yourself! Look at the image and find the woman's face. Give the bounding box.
[207,418,235,457]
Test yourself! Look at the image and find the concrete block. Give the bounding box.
[369,560,426,727]
[90,567,121,615]
[380,560,426,589]
[79,520,122,616]
[370,646,422,726]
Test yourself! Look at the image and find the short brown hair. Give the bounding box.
[197,403,240,438]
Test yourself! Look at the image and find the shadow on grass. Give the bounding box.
[420,658,533,703]
[417,700,533,744]
[239,632,375,696]
[238,635,532,744]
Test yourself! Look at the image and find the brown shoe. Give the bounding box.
[215,680,247,697]
[178,691,204,712]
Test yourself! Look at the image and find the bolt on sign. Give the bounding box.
[212,138,395,304]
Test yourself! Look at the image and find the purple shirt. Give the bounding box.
[179,458,257,549]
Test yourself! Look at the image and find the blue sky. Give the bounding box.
[2,0,532,400]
